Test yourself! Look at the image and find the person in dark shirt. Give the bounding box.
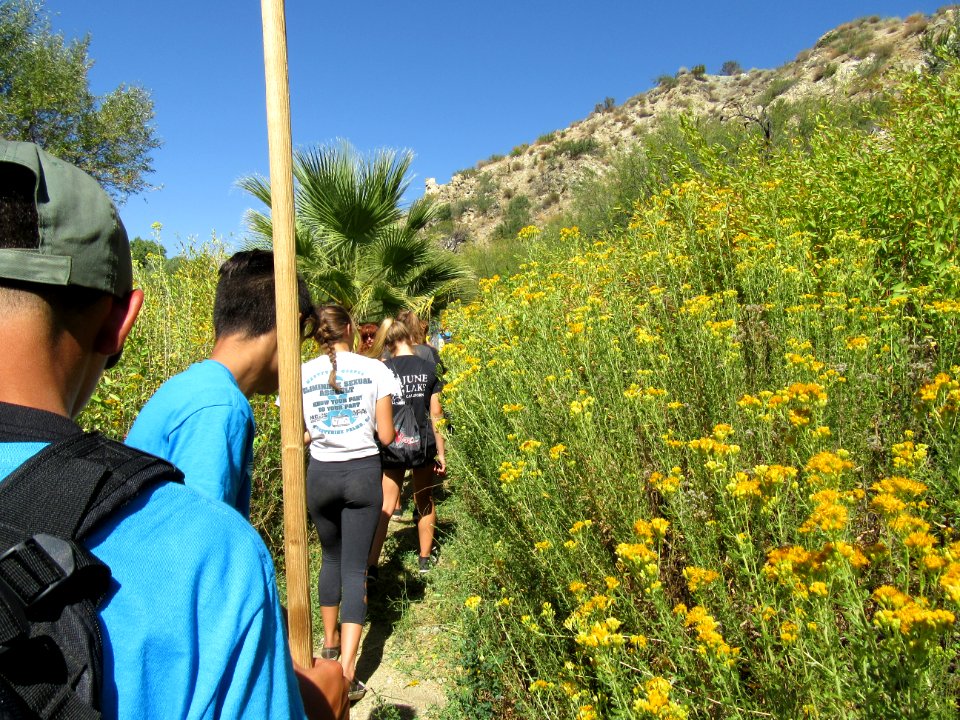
[367,317,446,575]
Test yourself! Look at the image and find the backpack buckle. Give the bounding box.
[0,534,77,619]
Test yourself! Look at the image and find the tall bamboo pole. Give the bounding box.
[259,0,313,666]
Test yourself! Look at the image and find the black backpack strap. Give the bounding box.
[0,433,182,719]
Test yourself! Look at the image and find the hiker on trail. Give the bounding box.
[126,249,316,518]
[396,309,442,370]
[367,317,447,578]
[301,304,397,703]
[358,322,379,356]
[0,140,346,719]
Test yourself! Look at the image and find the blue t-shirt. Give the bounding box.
[0,438,307,720]
[127,360,254,517]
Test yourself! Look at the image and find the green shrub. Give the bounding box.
[720,60,742,76]
[493,194,532,240]
[593,96,616,114]
[657,73,679,90]
[434,202,453,222]
[813,62,839,82]
[554,137,600,159]
[473,173,498,215]
[758,77,797,106]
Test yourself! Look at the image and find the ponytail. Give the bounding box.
[315,305,353,393]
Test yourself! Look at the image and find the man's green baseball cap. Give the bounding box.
[0,139,132,296]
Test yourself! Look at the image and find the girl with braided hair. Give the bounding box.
[299,305,397,702]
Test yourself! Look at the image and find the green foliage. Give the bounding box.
[454,166,480,179]
[813,62,839,82]
[758,77,797,106]
[593,96,616,114]
[656,73,679,89]
[435,55,960,720]
[536,132,556,145]
[923,9,960,74]
[510,143,529,157]
[239,141,474,321]
[570,114,749,235]
[434,202,453,222]
[818,20,879,59]
[130,237,166,268]
[493,194,532,241]
[553,137,599,159]
[472,173,498,215]
[721,60,742,76]
[0,0,160,201]
[461,229,530,282]
[691,64,707,79]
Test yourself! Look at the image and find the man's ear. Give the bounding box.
[94,289,144,357]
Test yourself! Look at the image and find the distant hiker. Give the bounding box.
[367,318,447,577]
[301,305,397,703]
[0,140,346,719]
[127,249,316,517]
[396,309,442,369]
[358,321,379,356]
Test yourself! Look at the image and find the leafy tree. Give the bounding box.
[130,237,167,267]
[239,142,474,321]
[0,0,160,201]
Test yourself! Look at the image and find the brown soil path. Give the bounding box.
[349,511,450,719]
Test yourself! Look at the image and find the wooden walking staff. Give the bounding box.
[259,0,313,666]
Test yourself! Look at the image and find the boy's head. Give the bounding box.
[0,140,132,298]
[213,249,316,341]
[0,140,141,417]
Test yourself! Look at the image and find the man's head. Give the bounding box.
[213,249,315,341]
[0,140,142,418]
[211,250,316,396]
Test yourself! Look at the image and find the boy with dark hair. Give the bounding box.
[0,140,345,719]
[126,248,315,516]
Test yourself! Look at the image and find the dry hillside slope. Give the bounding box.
[426,7,953,248]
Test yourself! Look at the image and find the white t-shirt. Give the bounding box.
[301,351,398,462]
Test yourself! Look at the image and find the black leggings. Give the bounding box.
[306,454,383,625]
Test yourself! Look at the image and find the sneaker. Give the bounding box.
[391,507,402,519]
[418,555,433,574]
[348,679,367,702]
[319,645,340,660]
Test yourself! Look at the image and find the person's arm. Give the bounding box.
[375,394,395,446]
[429,393,446,475]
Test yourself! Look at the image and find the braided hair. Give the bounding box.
[315,305,353,393]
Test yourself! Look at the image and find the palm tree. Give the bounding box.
[239,142,474,322]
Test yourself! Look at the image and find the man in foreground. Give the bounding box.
[0,139,346,719]
[127,249,315,517]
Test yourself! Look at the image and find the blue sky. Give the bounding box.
[45,0,947,253]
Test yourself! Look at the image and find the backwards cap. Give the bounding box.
[0,140,132,296]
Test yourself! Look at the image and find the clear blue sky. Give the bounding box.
[45,0,947,253]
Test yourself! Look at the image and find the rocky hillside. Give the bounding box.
[425,7,953,248]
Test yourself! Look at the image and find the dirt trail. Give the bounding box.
[349,510,449,719]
